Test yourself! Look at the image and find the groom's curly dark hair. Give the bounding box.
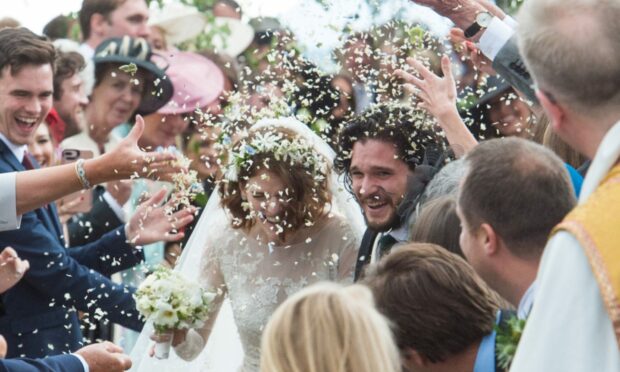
[333,103,443,194]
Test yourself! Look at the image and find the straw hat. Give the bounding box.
[204,17,254,57]
[149,2,207,45]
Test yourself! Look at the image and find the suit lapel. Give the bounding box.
[354,228,379,282]
[0,140,25,172]
[27,154,64,243]
[47,202,64,244]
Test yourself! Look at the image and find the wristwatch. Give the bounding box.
[464,12,493,38]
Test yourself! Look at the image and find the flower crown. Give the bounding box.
[223,129,329,182]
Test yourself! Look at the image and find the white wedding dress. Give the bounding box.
[130,118,365,372]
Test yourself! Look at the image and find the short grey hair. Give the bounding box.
[517,0,620,113]
[408,158,466,228]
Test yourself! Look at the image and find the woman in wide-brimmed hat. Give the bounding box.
[61,36,173,156]
[59,35,174,249]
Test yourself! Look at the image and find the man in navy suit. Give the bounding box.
[0,254,132,372]
[0,27,194,360]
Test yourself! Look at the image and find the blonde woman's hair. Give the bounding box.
[260,282,401,372]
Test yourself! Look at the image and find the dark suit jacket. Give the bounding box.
[67,186,123,246]
[492,35,537,103]
[354,228,379,282]
[0,354,82,372]
[0,141,144,359]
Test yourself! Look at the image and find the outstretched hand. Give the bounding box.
[397,55,478,157]
[125,189,195,247]
[409,0,484,30]
[450,28,496,76]
[397,55,458,121]
[75,341,132,372]
[0,247,29,294]
[103,115,185,183]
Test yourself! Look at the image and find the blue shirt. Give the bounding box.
[474,311,500,372]
[565,163,583,198]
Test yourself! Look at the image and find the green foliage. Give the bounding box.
[495,315,527,370]
[495,0,525,15]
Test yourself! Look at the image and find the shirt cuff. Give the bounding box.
[103,190,126,223]
[0,172,21,232]
[72,353,90,372]
[503,15,518,29]
[478,16,516,61]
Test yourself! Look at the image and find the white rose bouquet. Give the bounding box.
[134,266,215,359]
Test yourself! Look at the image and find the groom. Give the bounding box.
[334,103,445,280]
[0,27,194,359]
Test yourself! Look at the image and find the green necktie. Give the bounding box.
[377,234,397,258]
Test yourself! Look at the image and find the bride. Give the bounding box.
[130,117,364,371]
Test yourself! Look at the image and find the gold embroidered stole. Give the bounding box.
[552,164,620,346]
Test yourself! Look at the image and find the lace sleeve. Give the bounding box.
[174,239,228,361]
[323,213,361,283]
[337,222,360,283]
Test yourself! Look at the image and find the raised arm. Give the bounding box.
[14,115,180,215]
[397,56,478,157]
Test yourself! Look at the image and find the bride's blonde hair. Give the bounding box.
[260,282,401,372]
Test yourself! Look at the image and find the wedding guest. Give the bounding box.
[62,36,173,245]
[0,27,193,359]
[27,122,56,168]
[364,243,506,372]
[260,282,401,372]
[43,14,80,41]
[115,51,224,351]
[0,341,132,372]
[63,36,172,155]
[78,0,150,59]
[0,248,130,372]
[147,2,206,52]
[211,0,242,19]
[0,247,29,294]
[336,32,377,113]
[457,138,575,317]
[0,117,181,232]
[334,103,446,280]
[46,48,90,144]
[397,54,584,196]
[410,195,463,257]
[140,52,224,150]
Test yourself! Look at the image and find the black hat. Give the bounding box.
[93,36,174,116]
[472,75,512,109]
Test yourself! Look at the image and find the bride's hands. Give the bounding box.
[149,328,190,357]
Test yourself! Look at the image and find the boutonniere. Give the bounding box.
[495,315,526,370]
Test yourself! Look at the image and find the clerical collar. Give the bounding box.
[473,311,500,372]
[518,280,537,319]
[0,132,26,163]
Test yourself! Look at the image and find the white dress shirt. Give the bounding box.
[0,133,26,231]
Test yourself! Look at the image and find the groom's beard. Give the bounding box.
[360,173,429,232]
[358,188,404,232]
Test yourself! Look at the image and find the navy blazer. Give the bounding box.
[0,354,82,372]
[0,140,144,359]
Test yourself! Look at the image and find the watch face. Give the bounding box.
[477,12,493,27]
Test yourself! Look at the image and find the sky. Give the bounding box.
[3,0,451,72]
